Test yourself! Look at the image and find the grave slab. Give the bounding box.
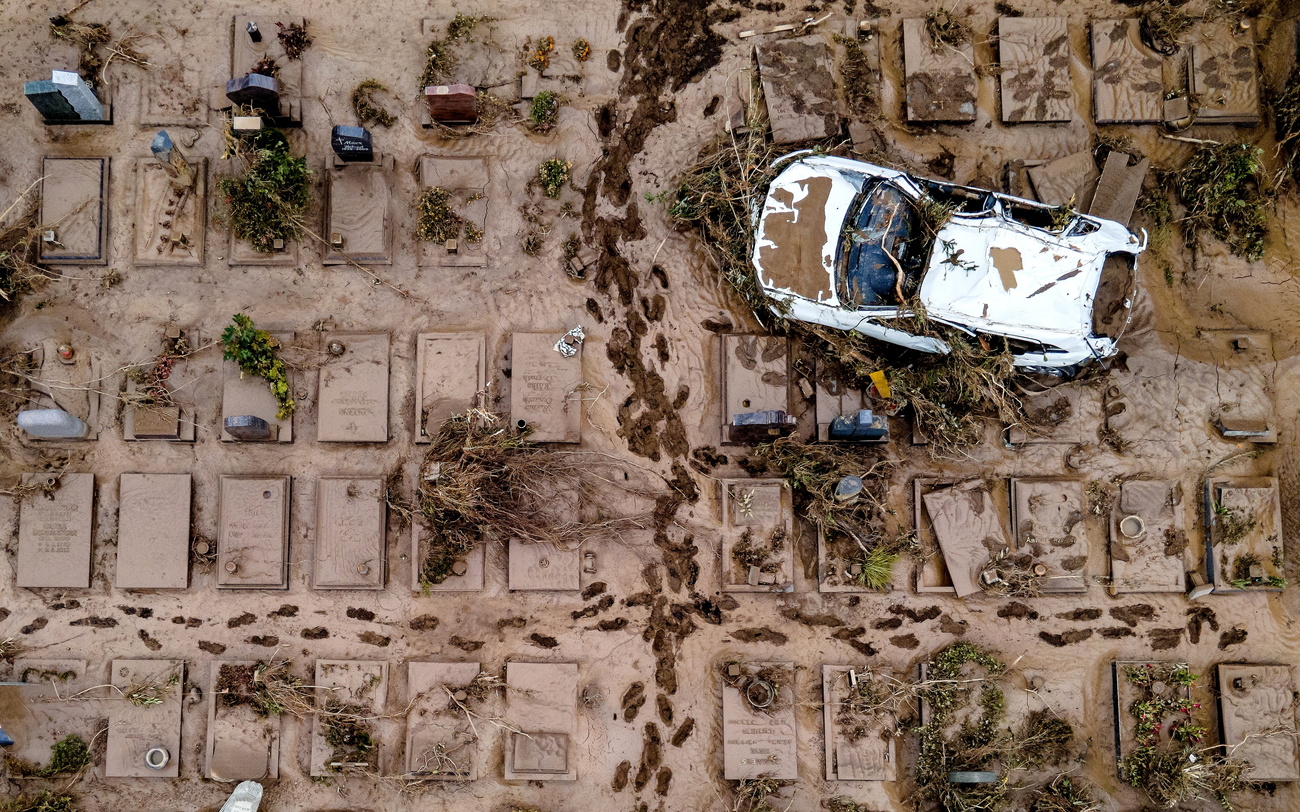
[720,478,793,592]
[1026,151,1097,209]
[1010,478,1088,593]
[222,331,293,442]
[133,158,206,265]
[721,334,790,445]
[510,332,582,443]
[415,333,486,442]
[123,328,199,442]
[504,662,578,781]
[1109,479,1185,594]
[1007,381,1097,445]
[1190,21,1260,125]
[217,475,290,589]
[23,338,101,438]
[313,476,384,590]
[1206,476,1285,593]
[417,155,488,268]
[17,473,94,588]
[207,661,281,781]
[1217,664,1299,782]
[405,662,481,779]
[106,659,185,778]
[998,17,1071,122]
[1112,661,1198,768]
[324,161,393,265]
[1199,329,1277,443]
[311,660,388,776]
[411,519,486,592]
[231,15,304,101]
[755,35,839,143]
[509,540,581,591]
[822,666,897,780]
[722,662,797,780]
[39,157,109,265]
[117,473,191,590]
[919,479,1012,598]
[317,332,389,442]
[903,19,976,122]
[1088,151,1148,227]
[228,227,300,265]
[1091,20,1163,124]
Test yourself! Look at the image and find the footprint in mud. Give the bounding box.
[655,766,672,797]
[671,717,695,747]
[450,635,483,652]
[69,616,116,628]
[1039,629,1094,647]
[1218,626,1247,650]
[1186,606,1219,644]
[358,631,390,647]
[582,582,608,600]
[345,607,376,622]
[198,641,226,655]
[409,615,439,632]
[117,606,153,618]
[138,630,162,651]
[1109,604,1156,628]
[497,616,527,631]
[1055,608,1102,621]
[731,627,788,645]
[227,612,257,628]
[1149,628,1184,650]
[267,604,298,618]
[1099,627,1135,639]
[246,635,278,647]
[612,760,631,791]
[657,694,673,725]
[997,602,1039,621]
[781,607,843,627]
[622,682,647,722]
[529,633,558,648]
[171,616,202,628]
[873,617,904,630]
[889,633,920,649]
[939,614,968,636]
[595,617,629,631]
[890,604,941,623]
[21,617,48,634]
[633,722,661,791]
[300,627,329,640]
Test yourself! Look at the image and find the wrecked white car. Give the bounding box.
[751,154,1145,375]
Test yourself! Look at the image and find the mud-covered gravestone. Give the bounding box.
[916,479,1013,597]
[755,35,840,143]
[325,130,394,265]
[1010,478,1087,593]
[1217,664,1299,782]
[1109,479,1186,594]
[510,332,583,443]
[504,662,578,781]
[405,662,481,780]
[998,17,1071,122]
[1006,381,1098,445]
[226,15,304,125]
[217,475,291,589]
[317,332,389,442]
[720,478,793,592]
[311,660,388,776]
[222,331,293,442]
[313,477,384,590]
[902,18,976,122]
[417,155,488,268]
[1091,19,1164,124]
[721,334,792,445]
[1205,476,1285,593]
[17,473,94,589]
[25,71,110,123]
[509,482,582,591]
[822,666,897,781]
[116,473,191,590]
[134,132,206,266]
[105,660,184,778]
[1190,20,1260,125]
[722,662,797,780]
[414,333,485,442]
[206,661,282,781]
[39,157,109,265]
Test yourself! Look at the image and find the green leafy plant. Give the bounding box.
[3,735,90,777]
[528,90,563,130]
[217,128,311,253]
[351,79,395,127]
[415,187,463,244]
[534,158,572,199]
[0,792,78,812]
[1176,142,1270,262]
[220,314,294,419]
[848,546,897,591]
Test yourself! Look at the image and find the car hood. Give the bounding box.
[752,161,860,306]
[919,217,1121,339]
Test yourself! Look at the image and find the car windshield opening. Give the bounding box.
[838,182,921,307]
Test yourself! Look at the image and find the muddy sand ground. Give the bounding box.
[2,0,1300,810]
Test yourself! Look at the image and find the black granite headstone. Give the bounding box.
[225,414,273,441]
[330,126,373,163]
[225,73,280,114]
[24,80,78,121]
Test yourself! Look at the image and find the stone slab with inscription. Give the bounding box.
[106,659,184,777]
[317,332,389,442]
[117,473,191,589]
[217,475,290,589]
[722,662,797,780]
[510,332,582,443]
[415,333,485,442]
[508,539,580,591]
[405,661,481,779]
[222,331,293,442]
[17,473,94,588]
[504,661,578,781]
[313,476,384,590]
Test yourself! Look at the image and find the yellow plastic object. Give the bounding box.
[869,370,891,399]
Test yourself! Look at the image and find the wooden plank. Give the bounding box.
[902,19,976,122]
[1091,19,1163,124]
[998,17,1072,123]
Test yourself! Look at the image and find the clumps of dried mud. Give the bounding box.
[732,627,788,644]
[1110,604,1156,627]
[1039,629,1094,647]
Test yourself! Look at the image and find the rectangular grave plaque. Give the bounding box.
[117,473,191,589]
[317,332,389,442]
[17,473,94,588]
[218,476,290,589]
[511,332,582,443]
[313,477,384,589]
